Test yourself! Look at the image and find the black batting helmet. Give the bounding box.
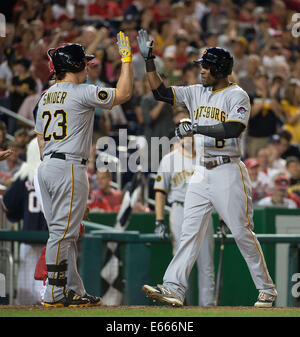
[194,47,233,79]
[47,43,95,75]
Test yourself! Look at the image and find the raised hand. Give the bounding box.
[117,31,132,63]
[137,29,155,61]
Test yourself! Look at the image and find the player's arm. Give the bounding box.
[154,190,168,240]
[112,31,134,107]
[155,191,166,221]
[153,165,171,240]
[33,98,46,160]
[193,122,245,140]
[137,29,174,105]
[37,133,45,160]
[178,94,249,139]
[178,120,245,140]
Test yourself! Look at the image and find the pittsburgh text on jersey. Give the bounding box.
[193,106,228,122]
[173,169,194,187]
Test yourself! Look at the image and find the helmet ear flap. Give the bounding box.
[208,64,222,79]
[47,48,56,60]
[210,62,232,79]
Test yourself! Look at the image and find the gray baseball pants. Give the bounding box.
[170,202,215,306]
[163,160,276,302]
[36,155,88,303]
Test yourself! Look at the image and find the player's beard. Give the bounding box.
[204,77,219,88]
[201,73,218,87]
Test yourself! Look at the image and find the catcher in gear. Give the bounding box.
[33,33,133,307]
[137,30,278,308]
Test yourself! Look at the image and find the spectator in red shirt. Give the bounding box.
[55,14,78,43]
[40,3,58,34]
[92,169,123,212]
[13,26,35,59]
[268,0,287,30]
[245,157,267,204]
[152,0,171,23]
[238,0,256,25]
[29,19,50,84]
[87,173,112,212]
[88,0,122,20]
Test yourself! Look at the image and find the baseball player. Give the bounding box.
[154,131,215,306]
[137,30,278,308]
[33,32,133,307]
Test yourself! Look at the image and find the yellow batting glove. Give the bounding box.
[117,31,132,63]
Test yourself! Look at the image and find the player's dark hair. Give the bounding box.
[55,71,67,81]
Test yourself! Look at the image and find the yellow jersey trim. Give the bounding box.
[171,87,176,106]
[55,163,74,263]
[52,164,74,301]
[237,162,272,285]
[211,83,236,94]
[154,188,167,194]
[226,120,247,128]
[110,88,116,109]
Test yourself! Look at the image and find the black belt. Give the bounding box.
[203,156,231,170]
[172,201,184,206]
[50,152,87,165]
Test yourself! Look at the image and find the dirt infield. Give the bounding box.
[1,305,300,317]
[0,305,297,310]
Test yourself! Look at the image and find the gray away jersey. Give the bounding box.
[34,82,115,159]
[172,83,250,157]
[154,148,195,204]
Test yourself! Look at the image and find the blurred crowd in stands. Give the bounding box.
[0,0,300,211]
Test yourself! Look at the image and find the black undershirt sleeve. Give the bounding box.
[152,83,174,105]
[193,122,245,140]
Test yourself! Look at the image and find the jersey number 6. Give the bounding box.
[42,109,67,142]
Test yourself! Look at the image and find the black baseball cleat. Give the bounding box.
[83,293,102,306]
[43,289,90,307]
[65,289,90,307]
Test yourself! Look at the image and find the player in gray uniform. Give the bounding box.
[34,33,133,307]
[137,30,278,308]
[154,131,215,306]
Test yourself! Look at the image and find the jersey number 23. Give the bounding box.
[42,109,67,141]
